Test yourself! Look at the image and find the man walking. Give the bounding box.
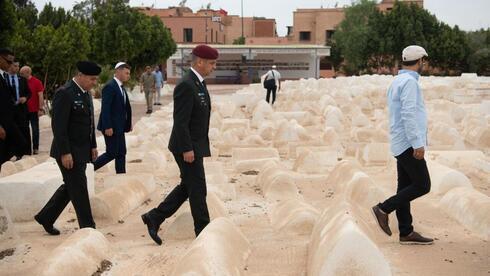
[372,45,433,245]
[140,66,156,114]
[141,45,218,245]
[153,65,164,106]
[20,66,45,155]
[34,61,101,234]
[263,65,281,106]
[93,62,132,174]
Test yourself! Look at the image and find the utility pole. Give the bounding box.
[241,0,244,39]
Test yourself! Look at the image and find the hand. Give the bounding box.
[413,147,425,160]
[183,150,195,163]
[91,148,98,162]
[18,97,27,104]
[0,127,6,140]
[61,153,74,170]
[38,109,45,117]
[104,128,113,137]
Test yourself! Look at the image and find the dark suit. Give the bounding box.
[148,70,211,236]
[94,78,132,173]
[36,79,97,229]
[11,75,32,155]
[0,73,27,166]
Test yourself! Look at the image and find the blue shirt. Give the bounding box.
[9,74,20,101]
[387,69,427,156]
[153,71,164,88]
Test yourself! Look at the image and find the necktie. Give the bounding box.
[201,80,207,91]
[121,85,126,103]
[11,75,19,101]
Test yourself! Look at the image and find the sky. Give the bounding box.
[31,0,490,36]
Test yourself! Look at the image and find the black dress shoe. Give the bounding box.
[141,213,162,245]
[34,215,60,235]
[371,205,392,236]
[400,231,434,245]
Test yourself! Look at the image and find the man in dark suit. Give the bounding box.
[34,61,101,235]
[8,61,32,157]
[93,62,132,173]
[0,48,27,168]
[141,45,218,245]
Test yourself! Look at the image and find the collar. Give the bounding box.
[398,69,420,81]
[72,78,87,93]
[114,77,123,87]
[190,67,205,83]
[0,69,5,77]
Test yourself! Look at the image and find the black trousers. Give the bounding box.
[14,108,31,156]
[28,112,40,151]
[35,161,95,229]
[266,86,277,105]
[93,133,126,174]
[379,147,431,237]
[0,122,27,165]
[149,153,210,236]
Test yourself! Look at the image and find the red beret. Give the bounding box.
[192,44,219,60]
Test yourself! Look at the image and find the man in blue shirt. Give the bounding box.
[372,45,433,245]
[153,66,164,106]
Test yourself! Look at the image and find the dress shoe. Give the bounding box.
[33,149,39,155]
[141,213,162,245]
[371,204,392,236]
[34,215,60,235]
[400,231,434,245]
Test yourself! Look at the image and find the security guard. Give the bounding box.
[34,61,101,235]
[141,44,218,245]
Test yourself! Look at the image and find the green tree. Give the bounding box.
[92,0,176,69]
[331,0,380,75]
[13,0,38,29]
[233,36,245,45]
[0,0,17,48]
[466,28,490,75]
[38,3,71,28]
[9,18,34,64]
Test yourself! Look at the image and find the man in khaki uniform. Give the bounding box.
[140,66,156,114]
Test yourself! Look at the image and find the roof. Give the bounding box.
[176,44,330,50]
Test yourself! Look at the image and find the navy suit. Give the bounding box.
[94,78,132,173]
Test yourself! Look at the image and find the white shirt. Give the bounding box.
[72,78,87,93]
[265,69,281,82]
[190,67,205,83]
[114,77,126,103]
[0,69,6,81]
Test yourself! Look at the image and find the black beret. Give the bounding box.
[76,61,101,76]
[192,44,219,60]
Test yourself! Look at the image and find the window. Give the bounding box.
[326,30,335,42]
[183,28,193,43]
[320,57,333,70]
[211,29,214,42]
[299,31,311,41]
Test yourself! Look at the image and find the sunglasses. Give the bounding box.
[0,56,14,65]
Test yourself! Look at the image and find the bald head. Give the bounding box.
[20,66,32,79]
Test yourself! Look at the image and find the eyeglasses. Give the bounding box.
[0,56,14,65]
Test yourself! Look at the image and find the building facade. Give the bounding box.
[287,0,424,45]
[166,44,330,84]
[138,6,277,45]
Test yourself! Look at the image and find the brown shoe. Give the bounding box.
[371,205,392,236]
[400,231,434,245]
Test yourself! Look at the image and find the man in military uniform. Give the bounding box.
[141,44,218,245]
[34,61,101,235]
